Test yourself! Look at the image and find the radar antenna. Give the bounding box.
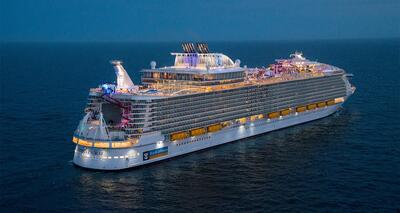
[290,51,306,60]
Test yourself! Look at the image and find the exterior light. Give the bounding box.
[156,141,164,148]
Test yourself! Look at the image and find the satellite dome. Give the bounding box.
[235,59,241,67]
[150,61,156,69]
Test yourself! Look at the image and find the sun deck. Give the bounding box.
[90,67,343,99]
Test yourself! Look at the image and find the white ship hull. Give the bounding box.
[73,104,341,170]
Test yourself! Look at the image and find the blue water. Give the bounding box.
[0,40,399,212]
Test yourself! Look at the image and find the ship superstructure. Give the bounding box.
[73,43,355,170]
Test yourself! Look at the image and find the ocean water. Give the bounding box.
[0,39,399,212]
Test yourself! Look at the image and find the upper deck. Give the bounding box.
[91,71,343,100]
[90,47,345,100]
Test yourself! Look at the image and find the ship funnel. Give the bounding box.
[111,60,135,91]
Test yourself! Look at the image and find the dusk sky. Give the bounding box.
[1,0,399,42]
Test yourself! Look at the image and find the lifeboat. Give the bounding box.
[280,109,291,116]
[222,121,232,127]
[317,102,326,108]
[190,128,206,136]
[307,104,317,110]
[296,106,306,112]
[207,124,222,132]
[170,131,189,141]
[237,117,247,124]
[268,112,280,119]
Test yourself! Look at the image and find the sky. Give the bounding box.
[0,0,399,42]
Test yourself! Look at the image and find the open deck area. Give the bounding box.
[90,68,342,98]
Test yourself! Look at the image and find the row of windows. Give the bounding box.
[128,118,145,123]
[131,105,147,109]
[176,136,211,146]
[142,71,244,81]
[126,124,145,128]
[142,78,245,86]
[131,110,147,113]
[130,114,146,118]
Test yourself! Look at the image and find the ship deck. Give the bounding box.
[90,69,344,99]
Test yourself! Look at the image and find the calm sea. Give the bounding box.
[0,40,399,212]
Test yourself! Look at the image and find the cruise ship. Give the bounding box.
[72,43,355,170]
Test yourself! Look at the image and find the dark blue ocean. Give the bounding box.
[0,40,399,212]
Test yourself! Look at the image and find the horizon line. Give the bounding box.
[1,36,399,44]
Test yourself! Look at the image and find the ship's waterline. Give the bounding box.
[72,44,354,170]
